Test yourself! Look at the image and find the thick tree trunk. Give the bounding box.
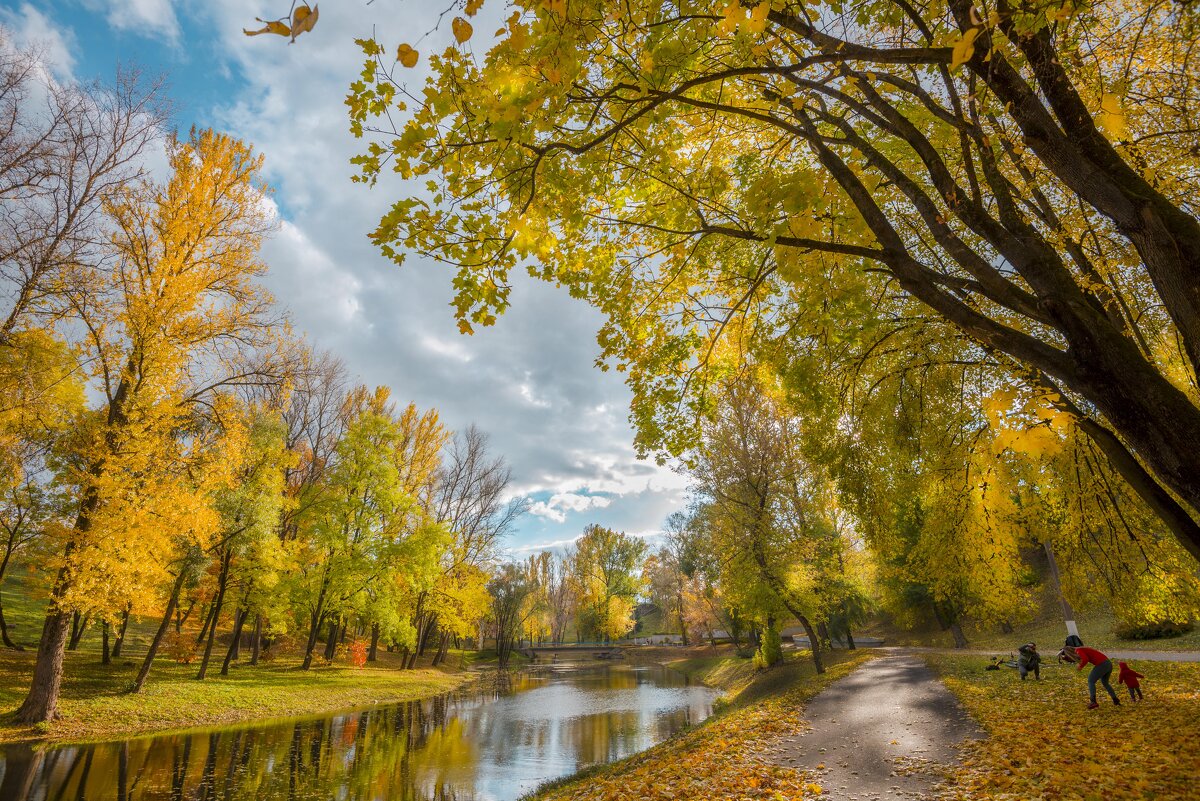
[796,616,825,674]
[101,621,111,665]
[846,629,856,650]
[677,597,689,646]
[67,611,88,651]
[196,549,232,680]
[195,601,216,645]
[220,608,249,676]
[431,631,449,667]
[949,622,969,649]
[322,618,339,662]
[301,610,323,670]
[368,623,380,662]
[15,610,71,723]
[1042,541,1080,642]
[111,607,130,658]
[177,597,195,633]
[0,589,22,650]
[301,570,330,671]
[250,615,262,666]
[132,568,187,693]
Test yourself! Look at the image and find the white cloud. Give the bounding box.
[188,0,691,551]
[0,4,77,80]
[85,0,180,45]
[528,492,613,523]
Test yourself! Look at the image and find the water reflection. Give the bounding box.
[0,664,715,801]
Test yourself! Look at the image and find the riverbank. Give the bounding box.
[0,646,473,745]
[524,648,873,801]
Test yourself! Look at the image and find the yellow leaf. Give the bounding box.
[452,17,474,43]
[290,4,319,41]
[397,43,420,68]
[1098,93,1127,140]
[465,0,484,15]
[745,2,770,34]
[243,19,290,37]
[951,27,980,70]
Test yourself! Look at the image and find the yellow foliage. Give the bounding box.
[541,653,871,801]
[932,655,1200,799]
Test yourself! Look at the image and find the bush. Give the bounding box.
[164,631,198,664]
[753,626,783,670]
[1115,620,1195,640]
[347,639,368,668]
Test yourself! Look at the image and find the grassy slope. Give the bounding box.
[926,653,1200,799]
[526,648,872,801]
[858,580,1200,653]
[0,569,470,744]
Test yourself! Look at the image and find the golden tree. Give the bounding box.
[17,128,281,723]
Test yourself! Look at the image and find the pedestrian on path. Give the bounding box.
[1117,661,1145,702]
[1061,645,1121,708]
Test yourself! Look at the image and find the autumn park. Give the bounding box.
[2,0,1200,798]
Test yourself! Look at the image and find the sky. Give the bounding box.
[1,0,691,556]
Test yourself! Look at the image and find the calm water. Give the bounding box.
[0,664,716,800]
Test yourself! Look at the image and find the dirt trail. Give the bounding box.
[772,654,981,799]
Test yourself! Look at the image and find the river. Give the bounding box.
[0,662,717,800]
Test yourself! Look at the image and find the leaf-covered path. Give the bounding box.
[773,654,981,799]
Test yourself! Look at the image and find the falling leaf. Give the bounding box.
[243,19,290,37]
[290,4,319,41]
[397,43,420,68]
[452,16,474,43]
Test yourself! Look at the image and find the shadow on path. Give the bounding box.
[772,654,981,799]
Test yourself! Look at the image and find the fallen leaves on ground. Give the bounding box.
[927,654,1200,799]
[535,652,873,801]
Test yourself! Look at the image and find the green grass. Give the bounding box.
[0,568,471,745]
[0,645,472,745]
[666,650,758,694]
[858,581,1200,653]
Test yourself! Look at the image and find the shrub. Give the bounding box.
[753,626,783,670]
[164,631,198,664]
[1115,620,1195,640]
[347,639,368,668]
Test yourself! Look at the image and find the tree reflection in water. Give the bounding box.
[0,664,715,800]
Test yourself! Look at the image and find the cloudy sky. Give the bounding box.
[1,0,690,555]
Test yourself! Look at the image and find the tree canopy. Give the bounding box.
[349,0,1200,563]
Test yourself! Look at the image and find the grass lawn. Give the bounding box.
[665,648,759,693]
[0,568,472,744]
[858,591,1200,654]
[525,648,873,801]
[926,653,1200,799]
[0,645,472,745]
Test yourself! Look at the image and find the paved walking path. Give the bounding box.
[772,654,982,799]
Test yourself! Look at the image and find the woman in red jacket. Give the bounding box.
[1062,645,1121,708]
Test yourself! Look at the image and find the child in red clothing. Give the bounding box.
[1117,661,1145,702]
